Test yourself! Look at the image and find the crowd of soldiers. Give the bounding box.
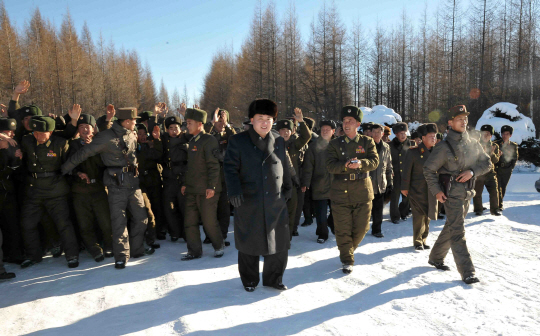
[0,81,519,289]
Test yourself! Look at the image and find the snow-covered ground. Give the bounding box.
[475,102,536,144]
[1,173,539,336]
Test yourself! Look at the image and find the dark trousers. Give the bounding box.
[238,250,288,287]
[217,182,230,239]
[287,187,298,238]
[314,199,329,240]
[0,191,23,261]
[371,192,385,234]
[497,169,513,210]
[163,178,186,238]
[390,187,410,221]
[294,187,305,229]
[302,188,314,224]
[21,195,79,262]
[141,191,157,245]
[73,191,113,257]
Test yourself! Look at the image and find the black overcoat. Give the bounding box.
[224,128,292,256]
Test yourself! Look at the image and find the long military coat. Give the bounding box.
[223,127,292,256]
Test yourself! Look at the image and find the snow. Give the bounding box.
[1,174,540,335]
[361,105,409,139]
[475,102,536,145]
[408,121,422,133]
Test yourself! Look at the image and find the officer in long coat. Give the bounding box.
[494,125,519,211]
[401,123,438,250]
[473,124,501,216]
[389,122,414,223]
[224,99,292,292]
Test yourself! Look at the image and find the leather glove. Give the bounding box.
[229,194,244,208]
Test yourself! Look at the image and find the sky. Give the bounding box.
[3,0,430,103]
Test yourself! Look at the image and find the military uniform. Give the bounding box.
[298,117,317,227]
[423,106,491,282]
[401,124,439,248]
[20,116,80,267]
[162,116,190,240]
[0,118,24,263]
[326,106,379,268]
[369,136,393,236]
[276,119,311,238]
[389,123,414,222]
[136,125,164,245]
[204,111,236,242]
[473,125,501,215]
[494,128,519,211]
[302,134,333,241]
[67,115,113,260]
[62,108,149,267]
[183,109,223,259]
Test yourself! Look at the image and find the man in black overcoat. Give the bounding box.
[224,99,293,292]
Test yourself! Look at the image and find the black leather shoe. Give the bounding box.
[171,237,179,242]
[149,242,161,249]
[21,259,41,269]
[203,237,211,244]
[428,260,450,271]
[224,240,231,247]
[67,258,79,268]
[475,211,483,216]
[272,283,288,290]
[391,219,400,224]
[292,230,299,236]
[115,260,126,269]
[133,247,155,258]
[181,254,201,261]
[491,210,502,216]
[0,272,16,280]
[51,246,63,258]
[463,276,480,284]
[415,245,424,251]
[300,221,312,227]
[423,244,431,250]
[94,254,105,262]
[372,232,384,238]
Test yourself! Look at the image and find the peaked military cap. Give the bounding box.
[139,111,153,122]
[165,116,182,129]
[320,120,336,129]
[392,122,408,134]
[248,99,278,119]
[185,108,207,124]
[31,116,55,132]
[501,125,514,134]
[77,114,97,128]
[18,104,42,118]
[448,105,469,119]
[116,107,139,120]
[0,118,17,131]
[340,105,363,122]
[276,119,294,131]
[480,124,494,135]
[304,117,315,130]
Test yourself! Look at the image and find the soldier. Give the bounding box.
[411,130,421,146]
[369,124,393,238]
[96,104,117,131]
[161,115,189,241]
[224,98,292,292]
[301,120,335,243]
[382,126,391,142]
[401,123,439,250]
[203,108,237,246]
[180,108,224,260]
[135,123,164,248]
[276,108,311,238]
[389,122,414,223]
[494,125,519,212]
[299,117,317,228]
[423,105,491,284]
[0,118,24,264]
[67,114,114,261]
[473,125,501,216]
[62,107,153,270]
[19,116,80,268]
[326,106,379,274]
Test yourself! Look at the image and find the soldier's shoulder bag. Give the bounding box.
[439,174,454,197]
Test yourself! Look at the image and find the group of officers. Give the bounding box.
[0,80,520,290]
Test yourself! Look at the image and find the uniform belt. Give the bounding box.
[120,165,137,173]
[29,171,60,178]
[338,172,368,181]
[166,161,185,169]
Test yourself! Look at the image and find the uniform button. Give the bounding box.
[265,192,269,194]
[344,190,347,193]
[400,162,402,164]
[400,169,402,172]
[399,154,401,156]
[265,176,267,179]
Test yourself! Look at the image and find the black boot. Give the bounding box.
[428,260,450,271]
[0,272,16,280]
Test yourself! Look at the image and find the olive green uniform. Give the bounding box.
[184,131,223,256]
[326,133,379,265]
[423,129,491,280]
[20,134,79,263]
[389,137,414,221]
[68,139,113,258]
[494,139,518,210]
[205,122,237,239]
[401,143,438,247]
[62,121,148,262]
[136,139,164,244]
[284,121,311,237]
[162,132,189,239]
[473,140,500,213]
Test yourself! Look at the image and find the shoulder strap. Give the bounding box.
[444,140,458,161]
